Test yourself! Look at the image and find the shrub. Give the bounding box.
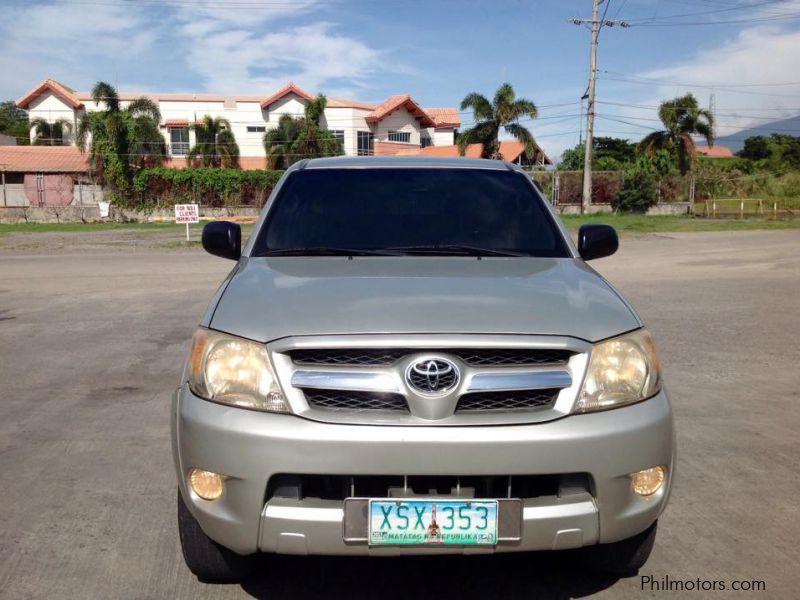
[131,168,283,209]
[612,168,658,213]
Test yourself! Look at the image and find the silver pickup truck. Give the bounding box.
[172,157,675,582]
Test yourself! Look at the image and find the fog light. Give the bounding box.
[631,466,665,496]
[189,468,225,500]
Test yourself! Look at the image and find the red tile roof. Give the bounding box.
[424,107,461,128]
[365,95,435,127]
[0,146,88,173]
[400,140,552,165]
[260,82,315,109]
[163,119,189,128]
[16,79,83,110]
[696,144,733,158]
[326,98,378,110]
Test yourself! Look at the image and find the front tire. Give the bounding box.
[177,490,256,582]
[582,521,658,576]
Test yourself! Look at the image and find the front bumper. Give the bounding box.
[172,386,675,556]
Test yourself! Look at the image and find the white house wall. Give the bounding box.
[373,107,420,145]
[433,128,455,146]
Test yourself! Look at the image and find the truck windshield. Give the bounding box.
[252,168,570,257]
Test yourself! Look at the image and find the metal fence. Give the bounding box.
[528,170,694,205]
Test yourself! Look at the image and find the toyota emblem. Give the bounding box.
[406,358,459,395]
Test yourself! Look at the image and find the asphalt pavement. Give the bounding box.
[0,229,798,599]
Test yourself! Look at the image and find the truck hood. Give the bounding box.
[208,257,640,343]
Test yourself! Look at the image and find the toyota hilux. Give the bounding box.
[172,156,675,582]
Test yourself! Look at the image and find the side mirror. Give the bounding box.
[578,224,618,261]
[202,221,241,260]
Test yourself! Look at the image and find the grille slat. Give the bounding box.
[456,390,558,412]
[290,348,572,368]
[304,390,408,412]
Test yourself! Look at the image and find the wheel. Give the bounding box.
[582,520,658,576]
[177,490,256,582]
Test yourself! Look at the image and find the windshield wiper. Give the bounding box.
[383,244,529,257]
[258,246,404,257]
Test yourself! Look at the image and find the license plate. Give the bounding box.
[368,499,498,546]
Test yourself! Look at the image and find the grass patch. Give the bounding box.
[0,222,185,234]
[559,214,800,233]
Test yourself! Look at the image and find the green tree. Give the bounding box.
[291,95,343,160]
[264,114,302,170]
[638,93,714,175]
[612,166,658,213]
[30,117,73,146]
[0,101,30,145]
[76,82,166,193]
[559,137,638,171]
[737,136,771,161]
[458,83,538,159]
[188,116,240,168]
[262,95,343,169]
[737,133,800,169]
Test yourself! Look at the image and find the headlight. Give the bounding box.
[574,328,661,413]
[187,328,291,413]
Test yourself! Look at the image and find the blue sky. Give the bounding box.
[2,0,800,158]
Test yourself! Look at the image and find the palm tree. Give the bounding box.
[76,82,166,190]
[292,95,343,160]
[188,115,240,168]
[458,83,539,159]
[30,117,72,146]
[264,114,302,169]
[638,93,714,175]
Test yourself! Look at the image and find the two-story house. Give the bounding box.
[15,79,461,167]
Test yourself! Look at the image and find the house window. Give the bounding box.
[388,130,411,143]
[357,131,374,156]
[247,126,266,133]
[420,132,432,148]
[169,127,189,156]
[330,130,345,146]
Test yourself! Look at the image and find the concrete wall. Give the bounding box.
[555,203,693,215]
[0,204,260,223]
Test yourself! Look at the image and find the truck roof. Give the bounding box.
[301,156,517,170]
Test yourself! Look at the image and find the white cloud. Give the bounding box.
[179,20,382,95]
[0,0,384,100]
[0,2,156,98]
[634,26,800,137]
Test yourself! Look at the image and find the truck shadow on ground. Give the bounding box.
[239,552,621,599]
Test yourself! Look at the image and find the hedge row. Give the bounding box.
[131,168,284,208]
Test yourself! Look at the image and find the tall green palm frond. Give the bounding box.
[458,83,539,159]
[189,116,239,168]
[641,93,714,174]
[91,81,120,113]
[30,117,72,145]
[264,115,302,169]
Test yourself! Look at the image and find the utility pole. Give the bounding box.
[570,2,629,213]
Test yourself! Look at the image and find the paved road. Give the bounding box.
[0,230,798,599]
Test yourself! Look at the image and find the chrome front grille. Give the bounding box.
[290,349,407,366]
[456,390,558,412]
[270,334,589,426]
[304,390,408,412]
[289,348,572,368]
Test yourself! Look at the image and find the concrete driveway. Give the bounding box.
[0,229,797,598]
